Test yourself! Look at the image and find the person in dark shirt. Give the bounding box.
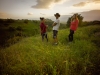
[40,17,48,42]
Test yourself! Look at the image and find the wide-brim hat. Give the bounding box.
[54,13,60,17]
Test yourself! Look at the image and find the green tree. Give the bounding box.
[45,18,53,31]
[66,14,84,27]
[78,14,84,26]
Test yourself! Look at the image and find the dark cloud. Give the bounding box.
[31,0,66,9]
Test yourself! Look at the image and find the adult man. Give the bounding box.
[52,13,60,45]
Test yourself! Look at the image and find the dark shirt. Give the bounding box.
[40,22,46,34]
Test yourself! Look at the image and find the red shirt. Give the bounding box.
[40,22,47,34]
[70,20,79,31]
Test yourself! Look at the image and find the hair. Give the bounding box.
[54,13,60,17]
[40,17,44,21]
[71,14,79,22]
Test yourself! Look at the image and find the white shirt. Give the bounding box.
[53,19,60,31]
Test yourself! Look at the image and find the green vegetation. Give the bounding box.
[0,25,100,75]
[0,19,66,48]
[0,19,40,47]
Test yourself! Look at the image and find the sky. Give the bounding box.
[0,0,100,21]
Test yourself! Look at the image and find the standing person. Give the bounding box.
[52,13,60,45]
[68,14,79,42]
[40,17,48,42]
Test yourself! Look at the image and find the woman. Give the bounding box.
[68,14,79,42]
[40,17,48,42]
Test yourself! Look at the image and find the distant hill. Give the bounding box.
[80,10,100,21]
[49,10,100,23]
[49,15,71,23]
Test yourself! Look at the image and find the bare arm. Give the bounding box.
[52,23,57,26]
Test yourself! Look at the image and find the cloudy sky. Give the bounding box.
[0,0,100,21]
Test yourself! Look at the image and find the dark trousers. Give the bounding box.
[68,29,74,42]
[41,33,48,42]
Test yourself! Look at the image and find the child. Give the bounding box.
[40,17,48,42]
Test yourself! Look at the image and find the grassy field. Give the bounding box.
[0,25,100,75]
[0,20,40,48]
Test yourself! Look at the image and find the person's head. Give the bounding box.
[71,13,79,22]
[40,17,45,22]
[72,13,78,20]
[54,13,60,19]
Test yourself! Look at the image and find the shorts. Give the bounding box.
[53,30,58,39]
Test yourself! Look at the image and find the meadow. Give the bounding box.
[0,22,100,75]
[0,19,65,48]
[0,19,40,48]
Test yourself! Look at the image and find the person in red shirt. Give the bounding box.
[68,14,79,42]
[40,17,48,42]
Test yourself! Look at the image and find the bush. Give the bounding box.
[4,23,10,27]
[32,29,39,35]
[0,19,5,23]
[16,32,22,36]
[16,26,23,31]
[8,27,16,32]
[6,19,15,23]
[24,20,29,24]
[82,20,100,27]
[5,36,22,47]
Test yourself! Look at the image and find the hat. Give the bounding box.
[54,13,60,17]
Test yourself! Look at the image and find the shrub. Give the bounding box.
[0,19,5,23]
[6,36,22,46]
[24,20,29,24]
[8,27,16,32]
[6,19,15,23]
[33,29,39,35]
[4,23,10,27]
[16,31,23,36]
[16,26,23,31]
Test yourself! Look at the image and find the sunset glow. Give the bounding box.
[0,0,100,21]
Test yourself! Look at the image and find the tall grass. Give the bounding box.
[0,25,100,75]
